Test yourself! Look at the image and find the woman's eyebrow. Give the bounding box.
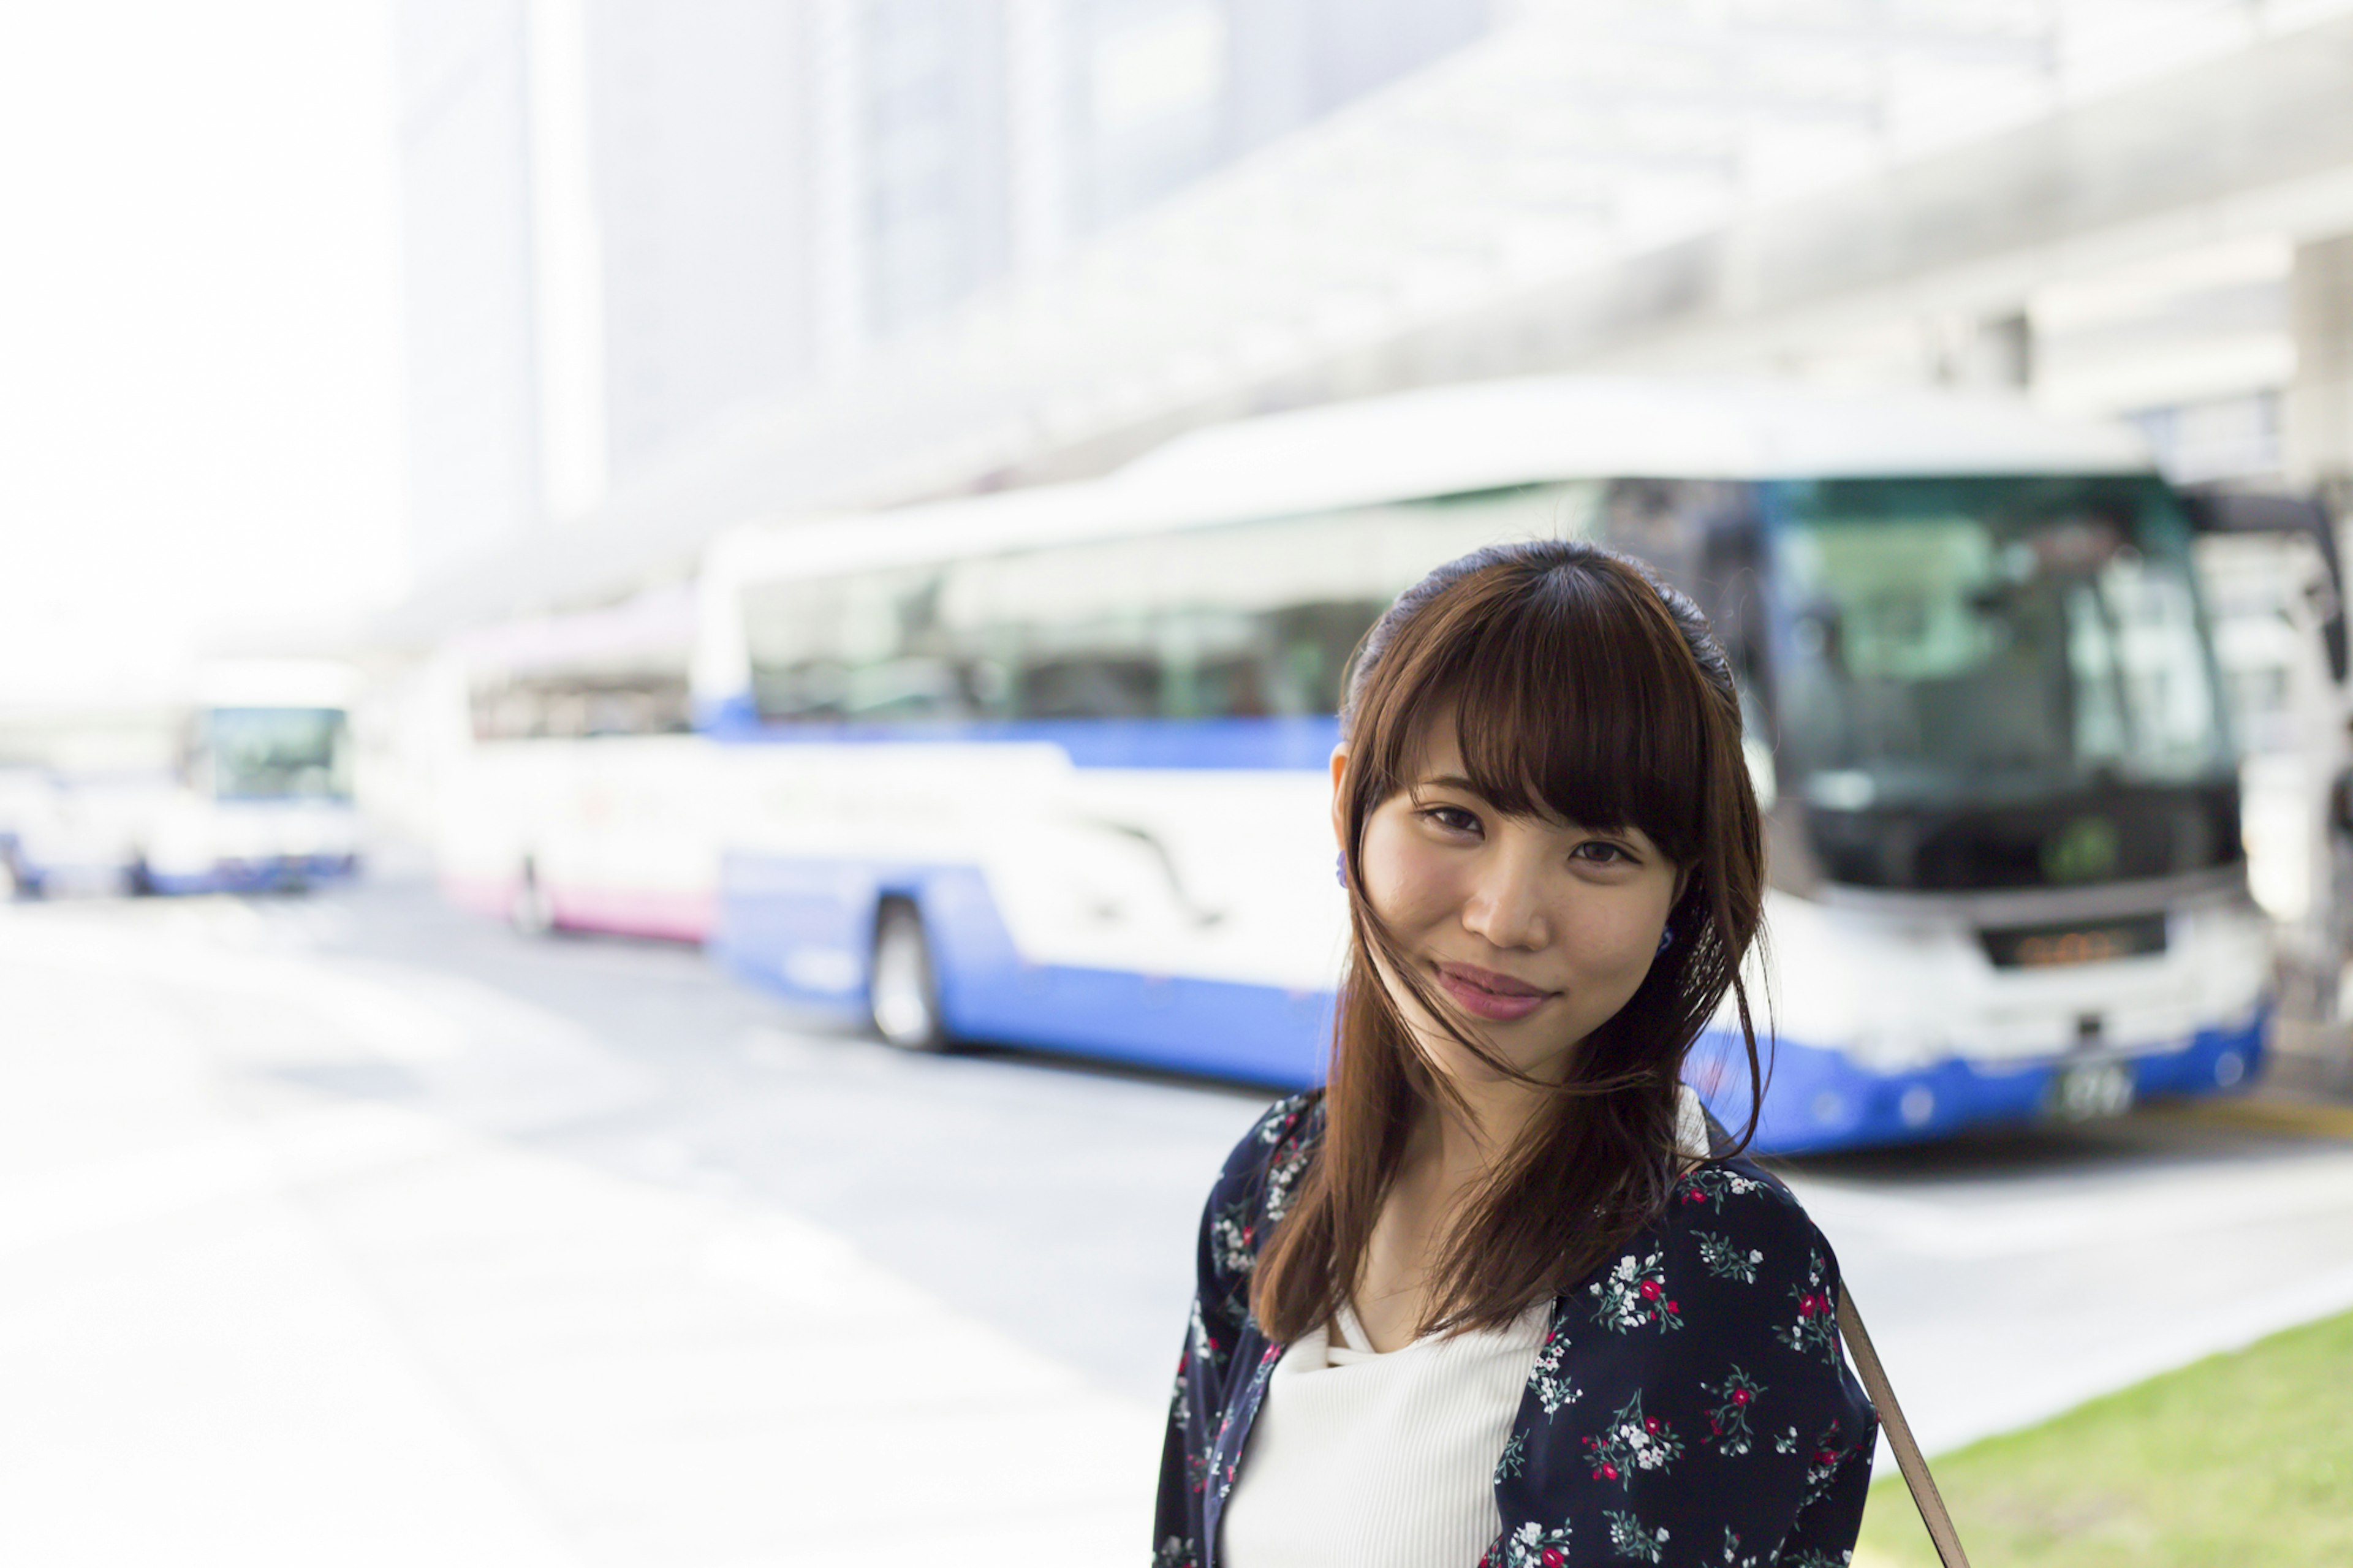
[1416,774,1650,843]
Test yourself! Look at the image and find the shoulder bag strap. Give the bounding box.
[1838,1286,1971,1568]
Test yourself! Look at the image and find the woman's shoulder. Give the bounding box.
[1503,1156,1878,1565]
[1572,1154,1851,1358]
[1194,1090,1324,1297]
[1210,1089,1325,1200]
[1662,1154,1815,1237]
[1654,1154,1840,1273]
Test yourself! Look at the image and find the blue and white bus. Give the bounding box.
[691,376,2274,1152]
[142,661,364,894]
[0,661,362,898]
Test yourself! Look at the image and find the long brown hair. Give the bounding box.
[1251,539,1767,1342]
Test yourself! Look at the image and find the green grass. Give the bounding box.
[1855,1306,2353,1567]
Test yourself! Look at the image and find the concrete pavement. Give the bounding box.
[4,884,2352,1562]
[0,901,1175,1567]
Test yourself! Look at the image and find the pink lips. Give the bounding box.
[1433,961,1555,1022]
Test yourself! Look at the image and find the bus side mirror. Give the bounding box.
[2184,488,2349,684]
[2333,767,2353,842]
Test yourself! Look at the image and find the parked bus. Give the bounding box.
[687,376,2277,1152]
[0,661,362,896]
[0,703,180,896]
[433,584,719,939]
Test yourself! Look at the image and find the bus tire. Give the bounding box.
[870,900,947,1052]
[509,863,554,937]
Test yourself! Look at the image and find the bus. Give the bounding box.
[0,661,362,897]
[689,376,2279,1152]
[433,583,719,939]
[0,702,181,896]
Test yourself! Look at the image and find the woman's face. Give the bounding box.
[1335,716,1684,1088]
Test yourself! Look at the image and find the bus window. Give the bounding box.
[743,568,971,722]
[469,673,693,740]
[204,707,354,800]
[1771,473,2238,888]
[740,483,1599,725]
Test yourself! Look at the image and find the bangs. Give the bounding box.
[1367,558,1716,862]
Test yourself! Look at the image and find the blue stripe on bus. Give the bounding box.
[713,853,1332,1084]
[146,855,362,896]
[716,850,2270,1152]
[1687,1008,2268,1154]
[697,695,1339,771]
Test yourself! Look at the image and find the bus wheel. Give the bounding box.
[870,901,947,1052]
[509,864,554,937]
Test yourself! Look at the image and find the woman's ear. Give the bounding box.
[1328,744,1351,854]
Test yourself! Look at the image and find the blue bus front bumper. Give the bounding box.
[1690,1007,2270,1154]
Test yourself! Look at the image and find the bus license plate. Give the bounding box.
[2047,1060,2134,1121]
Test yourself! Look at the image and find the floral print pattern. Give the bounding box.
[1702,1365,1767,1456]
[1678,1165,1766,1211]
[1771,1249,1843,1363]
[1589,1249,1684,1333]
[1528,1302,1586,1417]
[1585,1390,1684,1487]
[1606,1509,1670,1561]
[1155,1096,1878,1568]
[1798,1422,1861,1510]
[1484,1518,1575,1567]
[1208,1199,1257,1280]
[1698,1230,1764,1283]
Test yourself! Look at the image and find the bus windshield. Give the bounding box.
[1770,474,2233,811]
[205,707,353,801]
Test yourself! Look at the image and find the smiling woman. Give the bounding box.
[1156,541,1878,1568]
[1351,729,1684,1084]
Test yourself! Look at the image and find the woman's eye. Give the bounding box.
[1423,805,1482,835]
[1574,841,1632,865]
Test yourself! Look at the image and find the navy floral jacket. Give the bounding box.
[1154,1093,1877,1568]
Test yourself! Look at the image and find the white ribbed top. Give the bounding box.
[1220,1092,1713,1565]
[1220,1297,1552,1567]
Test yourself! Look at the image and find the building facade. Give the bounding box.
[396,0,545,580]
[395,0,1496,576]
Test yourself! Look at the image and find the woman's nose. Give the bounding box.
[1460,851,1550,950]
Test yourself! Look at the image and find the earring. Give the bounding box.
[1335,851,1349,888]
[1656,921,1675,956]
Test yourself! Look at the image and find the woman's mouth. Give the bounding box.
[1431,961,1555,1022]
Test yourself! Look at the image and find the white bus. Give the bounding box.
[433,584,719,941]
[0,703,180,896]
[0,661,362,896]
[688,377,2279,1152]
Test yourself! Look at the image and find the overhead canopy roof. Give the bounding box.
[712,374,2154,588]
[379,0,2353,645]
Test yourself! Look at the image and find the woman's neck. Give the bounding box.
[1420,1069,1548,1181]
[1353,1081,1547,1352]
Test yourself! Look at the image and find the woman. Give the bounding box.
[1154,541,1876,1567]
